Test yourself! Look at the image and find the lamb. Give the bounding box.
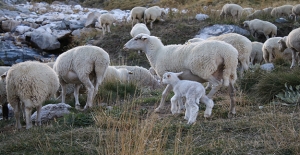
[291,4,300,22]
[98,13,117,35]
[207,33,252,77]
[162,72,214,124]
[271,5,293,18]
[123,33,239,117]
[130,6,147,27]
[220,4,244,22]
[4,61,59,129]
[262,37,283,63]
[144,6,166,29]
[0,66,11,120]
[278,27,300,68]
[130,23,150,38]
[103,66,131,84]
[243,19,277,40]
[53,45,110,110]
[250,42,264,65]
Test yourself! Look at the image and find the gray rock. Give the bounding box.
[260,63,274,71]
[1,20,21,32]
[30,28,61,50]
[31,103,72,123]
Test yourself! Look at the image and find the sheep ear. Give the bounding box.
[141,35,148,41]
[175,72,183,77]
[1,72,7,81]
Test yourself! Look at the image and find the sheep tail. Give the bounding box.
[222,57,237,87]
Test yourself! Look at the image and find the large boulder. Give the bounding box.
[1,20,21,32]
[30,28,61,50]
[31,103,72,123]
[85,11,102,27]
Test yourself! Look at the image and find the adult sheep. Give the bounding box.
[250,42,264,65]
[262,37,283,63]
[130,23,150,38]
[4,61,59,129]
[278,27,300,68]
[130,6,147,27]
[207,33,252,77]
[103,66,131,84]
[271,5,293,18]
[53,45,110,109]
[0,66,11,120]
[291,4,300,22]
[243,19,277,40]
[220,4,243,22]
[144,6,166,29]
[98,13,117,35]
[123,33,239,117]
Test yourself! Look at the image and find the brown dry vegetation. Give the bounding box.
[1,0,300,154]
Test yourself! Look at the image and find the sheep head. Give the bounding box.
[278,37,288,52]
[162,72,183,85]
[123,33,150,51]
[243,21,250,27]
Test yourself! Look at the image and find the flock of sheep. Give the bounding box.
[1,2,300,129]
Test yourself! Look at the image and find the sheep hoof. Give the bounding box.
[227,112,236,118]
[154,107,162,113]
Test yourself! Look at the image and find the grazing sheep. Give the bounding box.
[103,66,131,84]
[263,7,273,15]
[207,33,252,77]
[53,45,110,109]
[130,6,147,27]
[5,61,59,129]
[220,4,244,21]
[144,6,166,29]
[123,33,239,117]
[243,19,277,40]
[250,42,264,65]
[130,23,150,38]
[271,5,293,18]
[98,13,117,35]
[247,10,263,19]
[210,9,221,18]
[291,4,300,22]
[0,66,11,120]
[262,37,283,63]
[243,7,254,16]
[278,28,300,68]
[115,65,161,89]
[162,72,214,124]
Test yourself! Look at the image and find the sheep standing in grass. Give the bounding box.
[0,66,11,120]
[243,19,277,40]
[5,61,59,129]
[130,23,150,54]
[262,37,283,63]
[98,13,117,35]
[250,42,264,65]
[53,45,110,110]
[130,6,147,27]
[291,4,300,22]
[278,27,300,68]
[162,72,214,124]
[220,4,243,22]
[271,5,293,18]
[144,6,166,29]
[123,33,238,117]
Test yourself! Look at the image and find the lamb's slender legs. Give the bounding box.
[228,82,236,118]
[154,84,172,112]
[184,101,190,121]
[74,84,81,108]
[170,95,179,114]
[201,96,214,118]
[107,25,111,33]
[186,98,199,125]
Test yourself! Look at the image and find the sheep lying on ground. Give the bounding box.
[103,66,131,84]
[53,45,110,110]
[262,37,283,63]
[291,4,300,22]
[130,6,147,27]
[4,61,59,129]
[207,33,252,77]
[250,42,264,65]
[144,6,166,29]
[271,5,293,18]
[0,66,11,120]
[220,4,243,22]
[162,72,214,124]
[123,33,238,117]
[243,19,277,40]
[278,27,300,68]
[98,13,117,35]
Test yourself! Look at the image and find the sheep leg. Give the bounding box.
[184,100,190,121]
[269,49,273,63]
[228,82,236,118]
[107,25,111,33]
[290,49,297,69]
[23,99,33,129]
[74,84,81,109]
[60,80,67,104]
[12,101,22,129]
[186,98,199,125]
[170,95,179,114]
[207,77,222,98]
[81,77,95,109]
[150,21,153,29]
[177,97,185,113]
[201,96,214,118]
[154,84,172,113]
[36,104,42,126]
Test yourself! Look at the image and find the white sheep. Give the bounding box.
[123,33,238,117]
[250,42,264,65]
[144,6,166,29]
[130,6,147,27]
[242,7,254,16]
[243,19,277,40]
[103,66,131,84]
[291,4,300,22]
[130,23,150,38]
[53,45,110,110]
[0,66,11,120]
[262,37,283,63]
[186,38,205,44]
[115,65,161,89]
[247,10,263,19]
[278,27,300,68]
[271,5,293,18]
[98,13,117,35]
[207,33,252,77]
[220,4,244,22]
[263,7,273,15]
[5,61,59,129]
[162,72,214,124]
